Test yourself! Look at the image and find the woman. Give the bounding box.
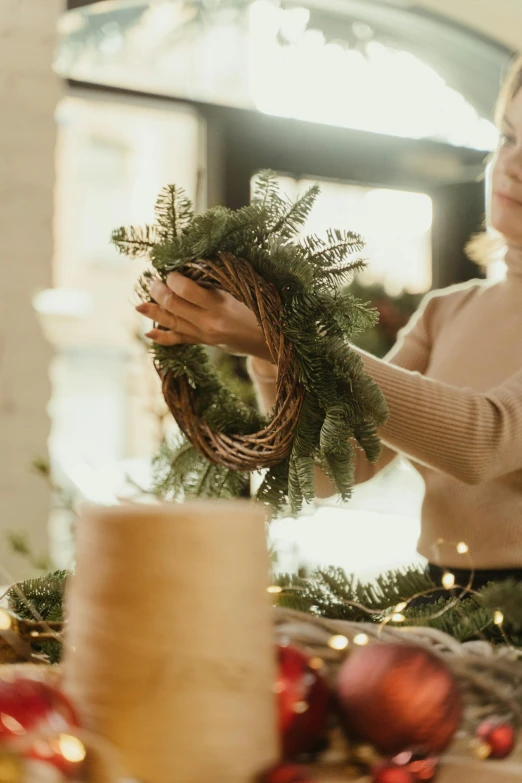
[137,56,522,590]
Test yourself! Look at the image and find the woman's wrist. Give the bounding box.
[247,355,277,381]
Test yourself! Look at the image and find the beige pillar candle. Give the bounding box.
[64,501,278,783]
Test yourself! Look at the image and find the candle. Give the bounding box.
[64,501,278,783]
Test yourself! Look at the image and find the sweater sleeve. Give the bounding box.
[357,346,522,485]
[247,291,435,487]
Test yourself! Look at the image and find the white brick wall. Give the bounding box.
[0,0,62,578]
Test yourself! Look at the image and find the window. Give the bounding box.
[57,0,509,150]
[254,173,427,577]
[44,91,202,563]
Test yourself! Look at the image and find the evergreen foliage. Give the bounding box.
[7,570,67,664]
[113,172,388,512]
[276,567,522,646]
[9,567,522,664]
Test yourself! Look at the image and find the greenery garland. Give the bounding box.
[276,566,522,647]
[112,171,388,513]
[6,566,522,664]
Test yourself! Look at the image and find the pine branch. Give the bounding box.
[154,184,194,240]
[112,225,158,257]
[269,183,320,239]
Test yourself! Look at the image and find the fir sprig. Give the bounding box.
[113,171,388,512]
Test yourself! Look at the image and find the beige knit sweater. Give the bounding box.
[249,248,522,569]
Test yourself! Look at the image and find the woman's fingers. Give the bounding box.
[149,279,204,325]
[166,271,221,309]
[144,328,196,347]
[136,302,199,338]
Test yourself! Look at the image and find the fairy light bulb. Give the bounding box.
[457,542,469,554]
[494,610,504,626]
[58,734,87,763]
[395,602,407,613]
[328,634,349,651]
[391,613,406,623]
[267,585,283,595]
[442,572,456,590]
[353,633,369,646]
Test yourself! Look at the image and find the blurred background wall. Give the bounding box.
[0,0,61,578]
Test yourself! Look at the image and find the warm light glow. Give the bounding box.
[248,2,497,151]
[456,542,469,554]
[442,572,456,590]
[58,734,87,763]
[494,611,504,626]
[308,657,324,669]
[293,700,309,714]
[395,602,407,613]
[0,610,12,631]
[328,634,349,651]
[1,714,25,735]
[267,585,283,594]
[57,0,499,152]
[474,742,492,761]
[353,633,370,646]
[391,613,406,623]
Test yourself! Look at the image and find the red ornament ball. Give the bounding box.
[257,764,315,783]
[476,720,516,759]
[0,676,82,778]
[337,643,462,756]
[372,762,415,783]
[0,677,79,739]
[275,645,329,759]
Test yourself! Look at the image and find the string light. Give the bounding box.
[58,734,87,763]
[328,634,349,651]
[442,572,456,590]
[391,613,406,623]
[267,585,283,595]
[494,611,504,626]
[353,633,369,646]
[395,602,407,613]
[457,542,469,554]
[0,610,12,631]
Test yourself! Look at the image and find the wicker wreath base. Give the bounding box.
[160,251,305,472]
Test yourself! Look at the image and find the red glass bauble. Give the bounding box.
[0,678,79,739]
[337,643,462,755]
[476,720,516,759]
[0,677,82,778]
[276,645,329,759]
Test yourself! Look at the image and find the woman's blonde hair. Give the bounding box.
[466,54,522,267]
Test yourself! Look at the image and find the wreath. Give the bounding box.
[113,172,388,512]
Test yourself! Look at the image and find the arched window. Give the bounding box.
[57,0,511,150]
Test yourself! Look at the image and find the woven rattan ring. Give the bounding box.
[159,251,305,472]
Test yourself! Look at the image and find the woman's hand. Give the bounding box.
[136,271,272,361]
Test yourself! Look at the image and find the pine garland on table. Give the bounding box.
[5,566,522,664]
[112,172,388,514]
[275,566,522,646]
[6,570,67,664]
